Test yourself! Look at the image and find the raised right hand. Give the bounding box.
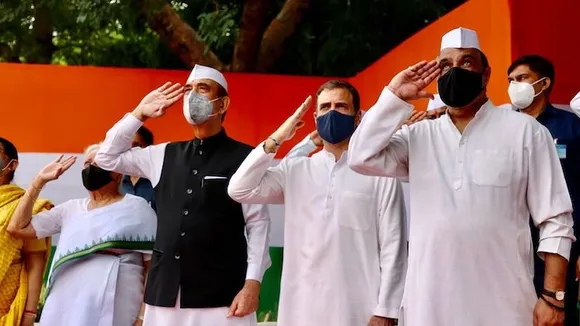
[388,60,440,102]
[37,155,76,184]
[271,96,312,144]
[133,82,184,121]
[308,130,323,147]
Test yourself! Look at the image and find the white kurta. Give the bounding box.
[571,91,580,118]
[228,145,407,326]
[347,88,576,326]
[95,114,271,326]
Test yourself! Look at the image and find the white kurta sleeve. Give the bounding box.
[347,88,414,179]
[527,127,575,260]
[570,91,580,118]
[30,200,70,238]
[286,136,318,159]
[374,178,408,318]
[94,113,167,187]
[227,143,287,205]
[242,203,272,282]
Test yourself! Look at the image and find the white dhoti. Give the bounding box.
[143,289,256,326]
[40,253,144,326]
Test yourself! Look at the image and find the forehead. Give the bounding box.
[438,48,481,62]
[188,78,219,89]
[508,64,535,77]
[317,88,353,104]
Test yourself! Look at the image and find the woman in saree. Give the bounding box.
[7,144,157,326]
[0,137,52,326]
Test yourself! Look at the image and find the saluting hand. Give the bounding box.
[308,129,323,147]
[133,82,184,121]
[388,60,440,102]
[266,96,312,153]
[36,155,76,184]
[402,110,428,126]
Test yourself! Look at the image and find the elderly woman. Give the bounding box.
[7,144,157,326]
[0,137,52,326]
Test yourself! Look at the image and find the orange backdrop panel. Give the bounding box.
[350,0,513,110]
[0,63,330,156]
[509,0,580,104]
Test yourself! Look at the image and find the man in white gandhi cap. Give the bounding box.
[95,64,271,326]
[347,26,575,326]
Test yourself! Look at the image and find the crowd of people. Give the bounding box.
[0,26,579,326]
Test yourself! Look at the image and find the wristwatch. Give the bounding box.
[543,288,565,301]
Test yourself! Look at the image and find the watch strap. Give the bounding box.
[542,288,565,301]
[540,295,565,311]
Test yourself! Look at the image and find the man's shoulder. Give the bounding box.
[223,137,254,157]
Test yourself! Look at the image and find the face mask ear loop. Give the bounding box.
[531,77,547,98]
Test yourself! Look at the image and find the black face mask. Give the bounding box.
[437,67,484,108]
[81,165,113,191]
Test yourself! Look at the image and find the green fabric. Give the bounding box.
[257,247,283,322]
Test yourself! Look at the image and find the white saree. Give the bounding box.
[31,194,157,326]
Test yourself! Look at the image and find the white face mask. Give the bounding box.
[182,92,222,125]
[508,77,546,109]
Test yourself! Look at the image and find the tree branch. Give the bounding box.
[255,0,309,73]
[232,0,270,72]
[139,0,224,70]
[27,0,55,64]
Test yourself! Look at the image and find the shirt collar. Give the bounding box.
[193,128,228,148]
[312,148,347,169]
[536,103,556,122]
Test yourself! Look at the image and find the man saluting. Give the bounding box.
[347,28,575,326]
[95,65,271,326]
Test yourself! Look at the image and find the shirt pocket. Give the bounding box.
[338,190,373,231]
[470,149,514,187]
[202,176,230,206]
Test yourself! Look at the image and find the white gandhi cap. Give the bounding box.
[427,94,445,110]
[186,64,228,93]
[440,27,481,51]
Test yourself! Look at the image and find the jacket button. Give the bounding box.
[174,254,180,260]
[198,150,203,155]
[186,189,193,194]
[192,169,198,175]
[181,232,186,237]
[182,210,189,216]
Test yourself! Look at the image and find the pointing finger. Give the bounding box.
[416,60,438,77]
[156,82,172,92]
[294,96,312,118]
[162,83,182,95]
[424,67,441,86]
[167,86,185,100]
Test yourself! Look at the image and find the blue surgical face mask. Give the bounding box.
[316,110,356,144]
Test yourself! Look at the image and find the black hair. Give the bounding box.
[316,80,361,113]
[507,55,555,93]
[136,126,154,146]
[0,137,18,181]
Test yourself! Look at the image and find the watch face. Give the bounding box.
[556,291,565,301]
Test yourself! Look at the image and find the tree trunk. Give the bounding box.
[139,0,224,70]
[27,1,55,64]
[231,0,270,72]
[255,0,310,73]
